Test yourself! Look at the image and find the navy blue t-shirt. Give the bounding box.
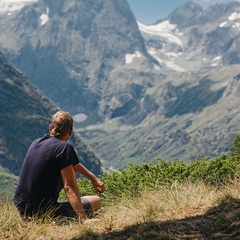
[14,134,80,208]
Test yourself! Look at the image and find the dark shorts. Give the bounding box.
[14,196,92,219]
[53,197,92,219]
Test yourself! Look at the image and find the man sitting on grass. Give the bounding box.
[14,111,105,224]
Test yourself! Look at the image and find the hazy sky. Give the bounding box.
[127,0,236,24]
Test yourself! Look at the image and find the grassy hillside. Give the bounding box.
[1,153,240,239]
[0,167,18,200]
[1,175,240,239]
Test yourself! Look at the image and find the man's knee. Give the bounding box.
[83,195,101,211]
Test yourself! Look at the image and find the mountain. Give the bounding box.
[0,0,160,123]
[0,50,103,179]
[139,1,240,72]
[0,0,239,171]
[79,64,240,169]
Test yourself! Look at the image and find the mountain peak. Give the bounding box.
[168,1,203,27]
[0,0,149,116]
[0,0,38,14]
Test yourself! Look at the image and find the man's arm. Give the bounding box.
[61,165,87,223]
[73,163,105,193]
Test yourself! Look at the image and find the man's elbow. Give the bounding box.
[63,182,76,195]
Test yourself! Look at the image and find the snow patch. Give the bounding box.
[232,22,240,28]
[212,56,222,61]
[138,21,185,72]
[211,56,222,67]
[40,7,49,26]
[219,21,227,28]
[148,47,186,72]
[125,51,141,64]
[228,12,240,21]
[153,64,161,70]
[0,0,39,14]
[138,20,183,46]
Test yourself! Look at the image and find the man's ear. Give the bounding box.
[49,124,53,132]
[69,128,73,136]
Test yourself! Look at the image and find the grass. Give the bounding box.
[1,179,240,239]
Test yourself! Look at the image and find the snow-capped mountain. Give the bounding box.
[0,0,159,121]
[0,0,38,14]
[138,20,186,72]
[139,1,240,72]
[0,0,240,171]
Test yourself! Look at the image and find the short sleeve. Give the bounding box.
[55,143,80,170]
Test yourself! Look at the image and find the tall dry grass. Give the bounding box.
[1,179,240,240]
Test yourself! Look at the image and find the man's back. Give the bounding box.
[14,134,79,209]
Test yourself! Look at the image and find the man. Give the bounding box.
[14,111,105,224]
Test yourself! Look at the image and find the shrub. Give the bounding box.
[230,135,240,157]
[64,154,240,204]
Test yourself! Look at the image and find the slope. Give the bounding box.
[78,65,240,169]
[0,51,103,178]
[0,0,158,123]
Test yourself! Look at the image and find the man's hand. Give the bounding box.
[73,163,105,193]
[92,178,105,194]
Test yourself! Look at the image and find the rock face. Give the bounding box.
[1,0,239,126]
[0,0,156,123]
[140,1,240,72]
[0,51,102,176]
[0,0,239,170]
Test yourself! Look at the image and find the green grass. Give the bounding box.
[1,152,240,239]
[0,167,18,200]
[1,178,240,240]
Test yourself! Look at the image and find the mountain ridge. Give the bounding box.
[140,1,240,73]
[78,64,240,169]
[0,0,156,118]
[0,0,239,171]
[0,51,103,178]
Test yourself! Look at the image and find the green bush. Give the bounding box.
[230,135,240,157]
[65,154,240,204]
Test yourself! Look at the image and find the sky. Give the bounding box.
[127,0,237,24]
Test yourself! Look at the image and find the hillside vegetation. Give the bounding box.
[78,65,240,171]
[0,50,103,178]
[0,167,18,200]
[1,137,240,239]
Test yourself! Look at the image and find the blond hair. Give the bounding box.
[51,111,73,137]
